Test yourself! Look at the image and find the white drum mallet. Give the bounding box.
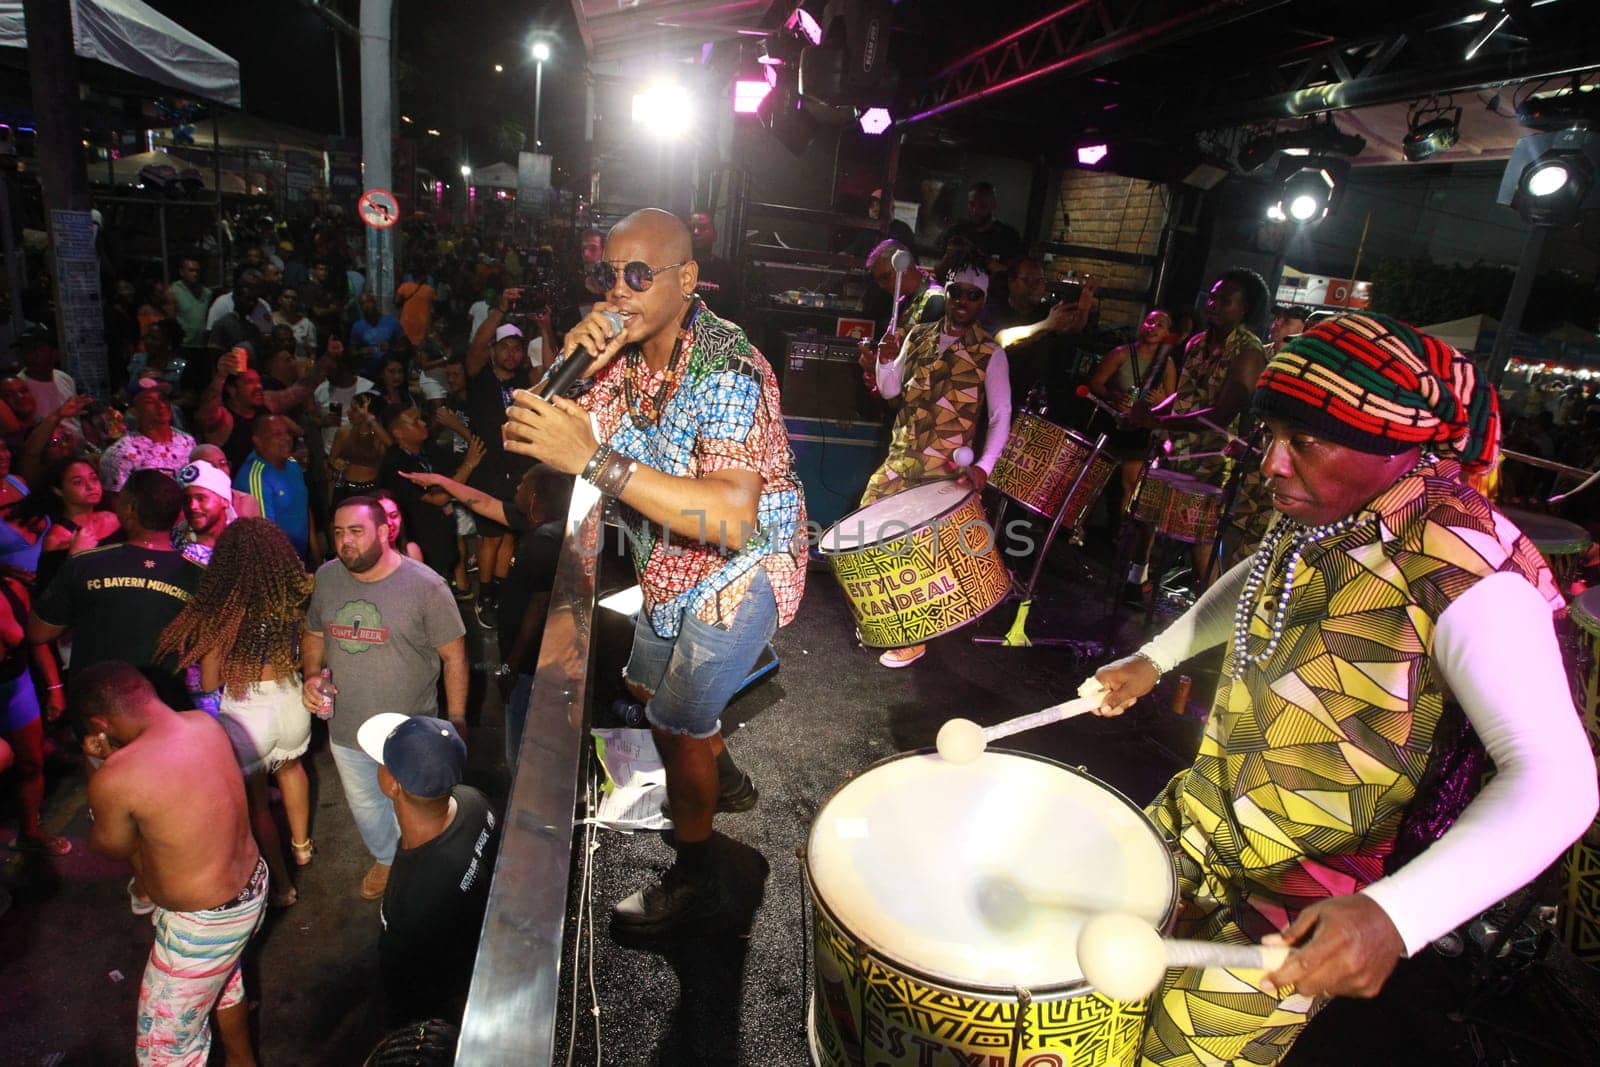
[952,446,975,469]
[1076,912,1292,1001]
[936,677,1111,763]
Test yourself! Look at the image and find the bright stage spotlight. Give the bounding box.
[1271,158,1346,225]
[1498,126,1600,227]
[1076,143,1109,167]
[858,107,892,135]
[632,80,694,139]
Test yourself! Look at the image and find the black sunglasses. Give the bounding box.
[590,259,688,294]
[946,285,986,302]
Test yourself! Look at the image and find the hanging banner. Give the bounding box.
[49,209,108,397]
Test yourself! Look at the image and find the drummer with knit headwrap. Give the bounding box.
[1087,312,1597,1066]
[860,256,1011,669]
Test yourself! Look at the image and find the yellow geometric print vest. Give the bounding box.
[861,321,1001,505]
[1149,457,1561,928]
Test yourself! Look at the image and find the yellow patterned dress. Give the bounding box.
[860,321,1002,505]
[1139,456,1561,1067]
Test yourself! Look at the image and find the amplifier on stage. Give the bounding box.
[779,331,882,423]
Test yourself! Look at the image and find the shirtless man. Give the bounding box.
[76,661,266,1066]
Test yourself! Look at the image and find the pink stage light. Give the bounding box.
[734,79,773,115]
[858,107,892,135]
[1077,143,1109,166]
[786,7,823,46]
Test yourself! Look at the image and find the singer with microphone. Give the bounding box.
[501,208,807,938]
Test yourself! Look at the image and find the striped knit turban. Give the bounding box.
[1252,311,1500,473]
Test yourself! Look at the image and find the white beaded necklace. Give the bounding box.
[1229,453,1438,680]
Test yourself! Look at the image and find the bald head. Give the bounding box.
[190,443,226,468]
[609,208,692,263]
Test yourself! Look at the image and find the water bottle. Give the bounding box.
[314,668,338,720]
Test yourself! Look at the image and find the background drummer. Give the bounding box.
[1086,308,1178,518]
[1124,268,1271,594]
[859,255,1011,669]
[1090,312,1597,1066]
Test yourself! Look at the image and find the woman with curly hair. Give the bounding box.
[157,518,315,906]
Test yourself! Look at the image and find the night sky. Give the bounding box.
[142,0,583,175]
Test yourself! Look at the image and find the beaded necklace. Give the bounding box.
[623,297,700,429]
[1230,452,1438,680]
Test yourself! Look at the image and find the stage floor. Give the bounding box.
[562,546,1600,1066]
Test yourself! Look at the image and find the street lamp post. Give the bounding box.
[532,40,551,151]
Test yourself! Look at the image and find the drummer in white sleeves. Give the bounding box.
[858,256,1011,669]
[1088,312,1597,1066]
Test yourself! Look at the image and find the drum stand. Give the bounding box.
[974,432,1110,654]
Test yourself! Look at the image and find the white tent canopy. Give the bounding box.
[0,0,240,107]
[1419,314,1499,354]
[468,162,519,190]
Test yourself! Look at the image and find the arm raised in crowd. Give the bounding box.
[398,467,509,528]
[466,287,523,377]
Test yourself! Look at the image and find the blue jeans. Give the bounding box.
[329,741,401,865]
[506,672,534,769]
[624,569,778,739]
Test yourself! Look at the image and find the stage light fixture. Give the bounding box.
[1402,102,1462,162]
[1271,157,1347,225]
[1077,143,1109,167]
[858,106,892,135]
[734,80,772,115]
[1498,126,1600,226]
[786,4,823,46]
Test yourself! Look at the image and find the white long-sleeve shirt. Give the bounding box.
[876,331,1011,474]
[1139,560,1597,956]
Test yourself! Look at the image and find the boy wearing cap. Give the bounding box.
[358,712,498,1025]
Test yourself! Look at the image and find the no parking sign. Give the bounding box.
[358,188,399,230]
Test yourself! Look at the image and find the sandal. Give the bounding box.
[290,838,315,867]
[8,834,72,856]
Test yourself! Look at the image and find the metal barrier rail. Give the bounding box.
[456,493,602,1065]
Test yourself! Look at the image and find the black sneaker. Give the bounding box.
[659,772,759,820]
[611,863,727,937]
[474,594,498,629]
[1120,581,1152,608]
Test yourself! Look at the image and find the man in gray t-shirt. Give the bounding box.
[303,496,468,900]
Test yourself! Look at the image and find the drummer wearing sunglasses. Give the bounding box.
[502,208,806,937]
[859,256,1011,669]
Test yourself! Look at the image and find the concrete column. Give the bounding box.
[360,0,395,313]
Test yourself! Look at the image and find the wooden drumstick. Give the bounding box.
[1078,912,1292,1001]
[936,682,1107,763]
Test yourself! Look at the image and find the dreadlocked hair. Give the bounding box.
[156,518,314,700]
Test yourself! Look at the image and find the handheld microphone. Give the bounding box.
[539,311,625,399]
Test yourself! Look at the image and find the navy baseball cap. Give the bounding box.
[357,713,466,798]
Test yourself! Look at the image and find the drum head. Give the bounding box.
[807,751,1174,990]
[819,479,974,553]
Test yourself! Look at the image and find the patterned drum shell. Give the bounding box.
[1130,470,1223,545]
[806,750,1177,1067]
[991,413,1115,524]
[820,480,1011,648]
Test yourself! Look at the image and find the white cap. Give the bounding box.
[494,323,524,342]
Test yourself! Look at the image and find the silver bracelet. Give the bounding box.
[1132,650,1165,684]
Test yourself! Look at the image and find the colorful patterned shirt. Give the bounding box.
[576,307,806,637]
[1148,456,1560,937]
[861,321,1003,505]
